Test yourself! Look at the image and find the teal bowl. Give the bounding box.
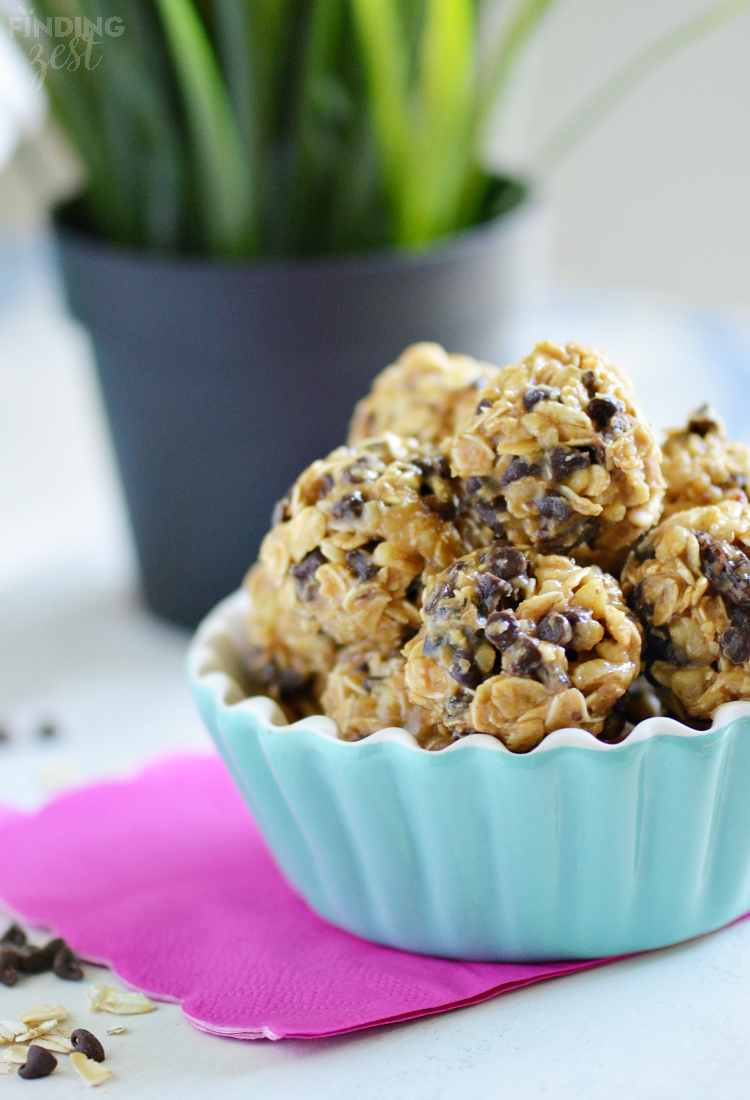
[188,590,750,961]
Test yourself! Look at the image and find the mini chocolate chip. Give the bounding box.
[581,370,597,395]
[425,581,453,615]
[18,945,53,974]
[18,1045,57,1079]
[535,663,571,691]
[290,549,326,600]
[549,447,590,483]
[523,386,558,411]
[475,498,508,536]
[1,922,26,947]
[565,607,593,628]
[0,947,21,986]
[331,490,365,520]
[487,545,527,579]
[465,476,486,495]
[687,406,720,437]
[421,494,458,521]
[71,1029,105,1062]
[345,548,379,581]
[502,635,543,676]
[475,397,493,414]
[485,611,520,651]
[587,396,624,431]
[413,455,450,480]
[500,456,533,485]
[697,532,750,609]
[271,494,290,527]
[319,473,335,496]
[536,612,573,646]
[721,627,750,665]
[591,437,608,466]
[535,491,572,521]
[475,573,511,618]
[52,944,84,981]
[598,709,627,743]
[449,649,483,690]
[276,669,309,699]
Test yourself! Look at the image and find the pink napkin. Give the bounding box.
[0,755,615,1040]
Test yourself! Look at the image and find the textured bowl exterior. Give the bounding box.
[188,591,750,961]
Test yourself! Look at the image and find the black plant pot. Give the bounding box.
[53,197,545,628]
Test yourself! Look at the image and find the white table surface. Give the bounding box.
[3,237,750,1098]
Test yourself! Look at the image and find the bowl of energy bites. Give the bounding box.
[189,340,750,961]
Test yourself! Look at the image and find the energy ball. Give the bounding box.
[243,562,336,718]
[403,543,641,752]
[661,405,750,517]
[348,343,499,447]
[259,436,464,651]
[622,500,750,719]
[449,341,665,563]
[321,645,441,745]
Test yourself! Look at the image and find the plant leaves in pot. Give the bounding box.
[11,0,750,625]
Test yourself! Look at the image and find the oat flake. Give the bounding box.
[70,1051,113,1086]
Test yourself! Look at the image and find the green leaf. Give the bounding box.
[153,0,257,255]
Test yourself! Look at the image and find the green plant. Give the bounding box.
[9,0,750,257]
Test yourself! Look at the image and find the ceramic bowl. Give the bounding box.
[188,589,750,961]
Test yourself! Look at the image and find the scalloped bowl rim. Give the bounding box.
[188,589,750,755]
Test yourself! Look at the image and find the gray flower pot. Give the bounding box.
[53,195,546,627]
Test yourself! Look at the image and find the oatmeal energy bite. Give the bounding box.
[259,435,464,651]
[321,646,441,746]
[449,341,665,562]
[243,562,336,712]
[661,405,750,517]
[404,543,642,752]
[622,500,750,719]
[348,343,499,447]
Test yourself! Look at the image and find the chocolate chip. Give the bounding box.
[345,548,379,581]
[18,945,54,974]
[598,709,627,743]
[535,664,572,691]
[465,476,486,495]
[581,370,597,396]
[591,437,607,466]
[485,611,520,651]
[421,494,458,521]
[537,612,573,646]
[524,385,558,410]
[721,627,750,665]
[413,456,450,480]
[687,405,720,437]
[587,396,624,431]
[475,573,511,618]
[52,944,84,981]
[0,947,21,986]
[487,545,528,579]
[549,447,590,483]
[697,532,750,609]
[564,607,592,626]
[535,491,572,521]
[319,473,335,496]
[475,397,493,414]
[276,669,309,698]
[502,635,543,676]
[71,1029,105,1062]
[424,581,453,615]
[449,649,483,689]
[475,497,508,536]
[331,491,365,520]
[500,456,533,485]
[18,1045,57,1079]
[290,549,326,600]
[0,922,26,947]
[271,494,290,527]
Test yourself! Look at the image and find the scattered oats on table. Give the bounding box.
[70,1051,112,1086]
[404,543,642,752]
[87,984,155,1015]
[623,499,750,719]
[348,342,499,448]
[449,341,665,569]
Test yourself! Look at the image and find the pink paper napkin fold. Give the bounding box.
[0,755,613,1040]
